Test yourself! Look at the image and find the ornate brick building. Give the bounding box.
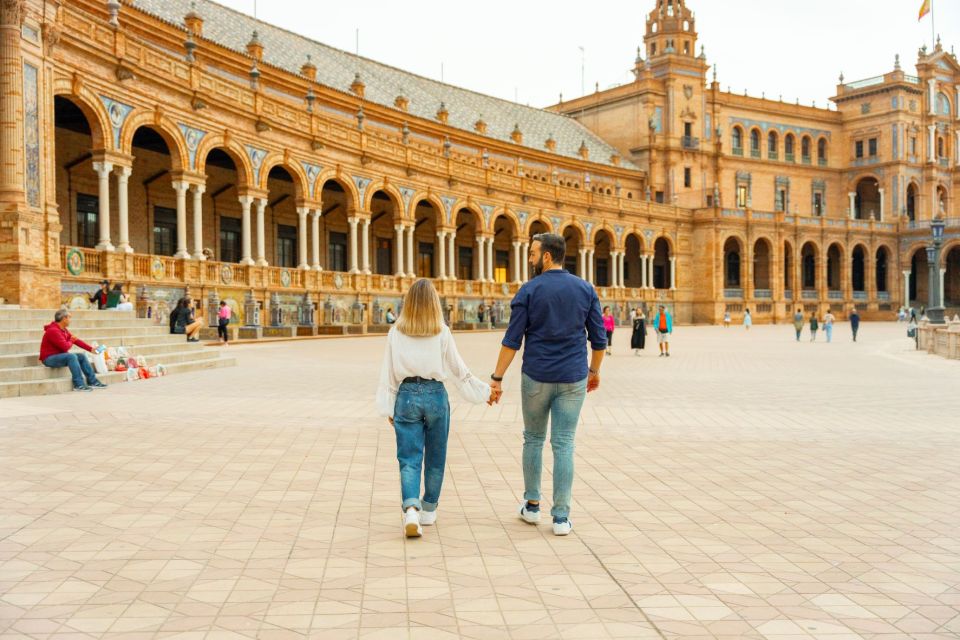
[1,0,958,327]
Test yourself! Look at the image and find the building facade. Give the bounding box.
[0,0,957,327]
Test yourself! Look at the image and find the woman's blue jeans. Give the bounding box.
[393,380,450,512]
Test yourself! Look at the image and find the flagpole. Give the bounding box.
[931,0,935,47]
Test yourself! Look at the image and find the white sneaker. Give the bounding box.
[553,519,573,536]
[420,510,437,526]
[403,508,422,537]
[518,502,541,524]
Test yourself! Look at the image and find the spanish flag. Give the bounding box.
[919,0,931,20]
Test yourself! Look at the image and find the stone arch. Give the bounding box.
[784,131,797,159]
[652,237,672,289]
[559,220,587,244]
[853,175,881,220]
[800,240,819,290]
[851,243,869,293]
[525,215,552,236]
[908,244,930,304]
[826,242,845,291]
[409,193,447,226]
[875,244,893,294]
[752,236,774,291]
[314,170,360,213]
[119,111,188,173]
[361,180,404,215]
[783,239,795,292]
[723,236,744,288]
[52,79,111,152]
[491,207,522,238]
[817,136,828,163]
[453,203,484,230]
[258,154,309,200]
[195,134,254,188]
[905,180,920,220]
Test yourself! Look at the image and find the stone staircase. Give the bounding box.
[0,308,236,398]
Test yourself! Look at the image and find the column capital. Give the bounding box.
[171,180,190,194]
[296,206,309,216]
[191,183,206,195]
[254,197,267,208]
[238,195,254,207]
[114,165,132,179]
[347,216,359,226]
[92,160,114,177]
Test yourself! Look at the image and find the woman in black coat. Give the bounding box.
[630,307,647,355]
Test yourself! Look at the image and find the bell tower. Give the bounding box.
[644,0,698,60]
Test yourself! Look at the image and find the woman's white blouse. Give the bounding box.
[376,326,491,418]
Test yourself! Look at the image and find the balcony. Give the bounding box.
[802,155,811,165]
[682,136,700,150]
[732,146,743,157]
[878,292,891,301]
[784,290,793,300]
[767,151,778,161]
[818,157,827,167]
[828,290,843,300]
[724,288,744,299]
[750,148,761,159]
[853,291,868,301]
[755,289,773,299]
[801,290,818,300]
[785,153,795,163]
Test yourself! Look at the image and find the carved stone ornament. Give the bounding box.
[683,84,693,100]
[115,63,135,82]
[41,21,61,54]
[1,0,27,26]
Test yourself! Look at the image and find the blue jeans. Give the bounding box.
[520,373,587,520]
[43,352,99,388]
[825,325,833,342]
[393,380,449,512]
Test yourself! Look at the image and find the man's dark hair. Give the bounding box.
[532,233,565,264]
[54,309,70,323]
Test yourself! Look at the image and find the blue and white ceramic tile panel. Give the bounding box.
[398,187,414,212]
[728,117,831,140]
[352,175,371,206]
[246,145,267,184]
[480,204,494,229]
[129,0,634,168]
[301,162,322,199]
[23,63,40,208]
[100,95,134,149]
[178,123,208,171]
[439,196,456,224]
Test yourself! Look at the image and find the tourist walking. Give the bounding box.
[652,305,673,357]
[217,300,231,344]
[793,308,804,342]
[723,311,731,328]
[743,309,752,330]
[602,306,615,355]
[630,307,647,355]
[39,310,108,392]
[809,312,819,342]
[850,308,861,342]
[824,310,836,343]
[376,279,491,538]
[488,233,606,536]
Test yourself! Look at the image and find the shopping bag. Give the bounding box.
[156,364,167,377]
[127,356,139,369]
[91,351,108,374]
[125,368,139,382]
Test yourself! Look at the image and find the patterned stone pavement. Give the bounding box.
[1,322,958,640]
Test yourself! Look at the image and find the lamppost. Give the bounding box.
[926,217,946,324]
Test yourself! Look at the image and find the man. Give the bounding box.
[489,233,605,536]
[792,307,804,342]
[823,310,836,343]
[652,305,673,357]
[89,280,109,310]
[39,309,108,392]
[849,308,861,342]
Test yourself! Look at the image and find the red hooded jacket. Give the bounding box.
[39,321,93,362]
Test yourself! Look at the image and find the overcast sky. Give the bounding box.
[217,0,959,110]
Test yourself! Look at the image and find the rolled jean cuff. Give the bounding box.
[421,500,438,513]
[523,491,541,503]
[401,498,422,512]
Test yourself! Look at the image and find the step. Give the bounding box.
[0,356,237,399]
[0,333,196,355]
[0,349,220,382]
[0,309,136,321]
[0,317,159,330]
[0,325,181,341]
[0,341,208,369]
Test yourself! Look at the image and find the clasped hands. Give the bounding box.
[487,370,600,406]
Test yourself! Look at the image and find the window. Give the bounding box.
[76,193,98,249]
[785,134,795,160]
[750,129,761,157]
[801,137,811,163]
[220,217,241,263]
[376,238,392,275]
[655,191,664,203]
[736,185,748,208]
[868,138,878,157]
[683,167,691,188]
[596,258,610,287]
[564,256,579,276]
[153,206,177,257]
[683,41,690,55]
[768,131,778,159]
[936,92,951,116]
[855,140,864,159]
[276,224,297,268]
[650,43,656,57]
[938,137,944,158]
[911,137,917,155]
[328,231,347,272]
[814,192,824,216]
[775,189,787,212]
[417,241,434,278]
[732,127,743,155]
[817,138,827,165]
[458,246,473,280]
[494,250,509,284]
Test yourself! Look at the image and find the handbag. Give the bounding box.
[907,327,917,338]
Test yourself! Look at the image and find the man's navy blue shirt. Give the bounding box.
[502,269,606,384]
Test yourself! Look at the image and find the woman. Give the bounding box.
[602,306,615,355]
[723,311,731,328]
[630,307,646,356]
[169,298,185,335]
[809,312,819,342]
[477,303,486,323]
[376,279,491,538]
[217,300,231,344]
[175,297,204,342]
[385,306,396,324]
[743,309,752,331]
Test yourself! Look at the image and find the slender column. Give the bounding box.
[641,253,648,289]
[115,166,132,253]
[521,242,529,281]
[191,184,205,260]
[361,219,371,274]
[927,79,936,115]
[578,249,587,280]
[512,241,521,283]
[928,125,936,163]
[311,209,322,270]
[394,224,405,276]
[238,196,254,265]
[406,225,415,276]
[940,268,946,308]
[297,207,310,270]
[648,255,656,289]
[255,198,268,266]
[172,181,190,259]
[877,188,885,221]
[619,252,626,288]
[670,256,677,290]
[476,237,486,281]
[903,270,911,308]
[347,217,360,273]
[93,161,114,252]
[487,237,495,282]
[448,232,457,280]
[848,192,856,219]
[587,249,595,284]
[955,131,960,167]
[436,231,447,279]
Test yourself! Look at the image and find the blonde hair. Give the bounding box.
[395,279,444,337]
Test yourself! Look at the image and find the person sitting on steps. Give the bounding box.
[39,309,108,392]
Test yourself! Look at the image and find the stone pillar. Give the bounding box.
[521,242,529,281]
[878,188,885,221]
[641,253,648,289]
[512,241,521,283]
[848,192,856,219]
[587,249,595,284]
[928,125,936,163]
[238,195,254,266]
[608,251,617,288]
[941,268,946,308]
[297,207,309,270]
[115,166,133,253]
[191,184,205,260]
[394,224,405,276]
[448,232,457,280]
[347,217,359,273]
[648,255,656,289]
[903,270,911,308]
[927,79,936,115]
[670,256,677,290]
[93,161,114,252]
[619,252,626,288]
[405,224,415,277]
[476,237,486,281]
[487,237,495,282]
[361,218,371,274]
[578,249,587,280]
[955,131,960,166]
[311,209,321,270]
[436,230,447,279]
[255,198,267,266]
[172,180,190,259]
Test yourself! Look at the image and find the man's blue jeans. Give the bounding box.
[43,352,98,388]
[825,325,833,342]
[520,373,587,520]
[393,380,449,512]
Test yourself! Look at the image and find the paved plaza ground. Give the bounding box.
[1,322,959,640]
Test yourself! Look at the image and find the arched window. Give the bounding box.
[732,127,743,155]
[785,134,795,160]
[936,92,951,116]
[801,136,812,163]
[937,136,945,158]
[750,129,761,157]
[767,131,778,159]
[817,138,827,165]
